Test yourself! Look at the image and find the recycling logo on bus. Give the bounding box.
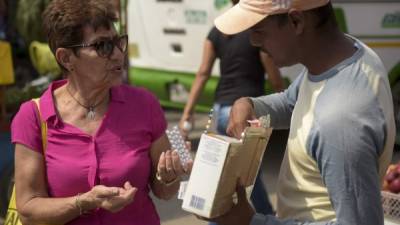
[214,0,230,10]
[382,11,400,28]
[185,10,207,25]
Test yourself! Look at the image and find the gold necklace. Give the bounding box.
[66,87,108,120]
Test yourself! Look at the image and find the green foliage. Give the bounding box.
[15,0,52,44]
[5,85,44,114]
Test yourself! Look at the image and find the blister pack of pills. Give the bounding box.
[166,125,192,166]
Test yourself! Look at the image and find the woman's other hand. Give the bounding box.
[80,182,137,213]
[99,182,137,213]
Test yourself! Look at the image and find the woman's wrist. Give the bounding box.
[75,193,85,215]
[75,193,97,216]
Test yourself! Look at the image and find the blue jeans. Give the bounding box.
[209,104,274,225]
[213,103,232,135]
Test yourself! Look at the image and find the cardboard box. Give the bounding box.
[182,126,272,218]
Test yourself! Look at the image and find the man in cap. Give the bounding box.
[206,0,396,224]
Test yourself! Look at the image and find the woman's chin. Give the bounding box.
[107,70,123,84]
[111,75,123,86]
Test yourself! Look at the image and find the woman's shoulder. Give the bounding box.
[11,99,40,131]
[11,99,43,152]
[15,100,37,119]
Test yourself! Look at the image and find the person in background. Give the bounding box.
[179,0,284,137]
[11,0,191,225]
[204,0,395,224]
[179,0,284,222]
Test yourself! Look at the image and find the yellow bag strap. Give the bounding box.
[5,99,47,225]
[32,98,47,151]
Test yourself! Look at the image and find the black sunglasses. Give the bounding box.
[64,34,128,58]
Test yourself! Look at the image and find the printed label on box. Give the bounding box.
[182,134,230,216]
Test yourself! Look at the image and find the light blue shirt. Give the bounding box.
[250,36,395,225]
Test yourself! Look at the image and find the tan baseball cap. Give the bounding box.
[215,0,330,35]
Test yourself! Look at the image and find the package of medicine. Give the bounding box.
[166,125,193,166]
[182,119,272,218]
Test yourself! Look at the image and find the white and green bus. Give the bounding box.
[126,0,400,143]
[127,0,400,108]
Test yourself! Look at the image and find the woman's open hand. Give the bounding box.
[99,181,137,213]
[80,182,137,213]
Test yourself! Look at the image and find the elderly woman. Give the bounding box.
[10,0,190,224]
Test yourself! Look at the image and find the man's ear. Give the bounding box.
[55,48,74,72]
[287,9,305,35]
